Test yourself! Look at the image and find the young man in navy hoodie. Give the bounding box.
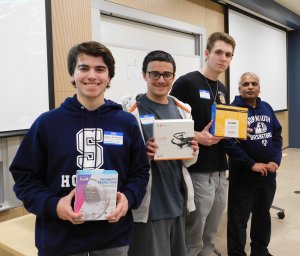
[225,72,282,256]
[9,41,149,256]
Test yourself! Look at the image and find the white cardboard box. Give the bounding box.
[74,169,118,221]
[153,119,194,160]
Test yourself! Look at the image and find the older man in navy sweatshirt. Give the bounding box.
[225,72,282,256]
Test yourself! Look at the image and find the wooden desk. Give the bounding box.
[0,214,37,256]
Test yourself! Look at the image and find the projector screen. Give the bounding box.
[228,9,287,111]
[0,0,50,136]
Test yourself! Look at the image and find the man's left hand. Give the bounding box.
[267,161,279,172]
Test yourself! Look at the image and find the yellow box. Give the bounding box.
[210,104,248,139]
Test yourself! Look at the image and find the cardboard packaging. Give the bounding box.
[210,104,248,139]
[153,119,194,160]
[74,169,118,221]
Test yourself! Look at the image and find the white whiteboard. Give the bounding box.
[100,15,196,57]
[105,46,201,102]
[228,9,287,111]
[92,1,204,103]
[0,0,49,135]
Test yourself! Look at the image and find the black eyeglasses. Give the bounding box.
[146,71,175,80]
[242,81,258,87]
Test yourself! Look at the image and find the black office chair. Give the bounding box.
[213,248,222,256]
[271,190,300,219]
[271,205,285,219]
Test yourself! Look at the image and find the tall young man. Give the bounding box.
[122,50,199,256]
[170,32,236,256]
[9,41,149,256]
[225,72,282,256]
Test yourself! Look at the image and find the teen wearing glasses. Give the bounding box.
[122,50,199,256]
[225,72,282,256]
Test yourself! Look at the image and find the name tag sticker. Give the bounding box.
[140,114,155,125]
[104,131,123,145]
[199,90,210,100]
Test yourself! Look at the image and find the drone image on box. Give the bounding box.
[171,132,193,148]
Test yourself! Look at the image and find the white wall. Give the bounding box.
[0,0,49,135]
